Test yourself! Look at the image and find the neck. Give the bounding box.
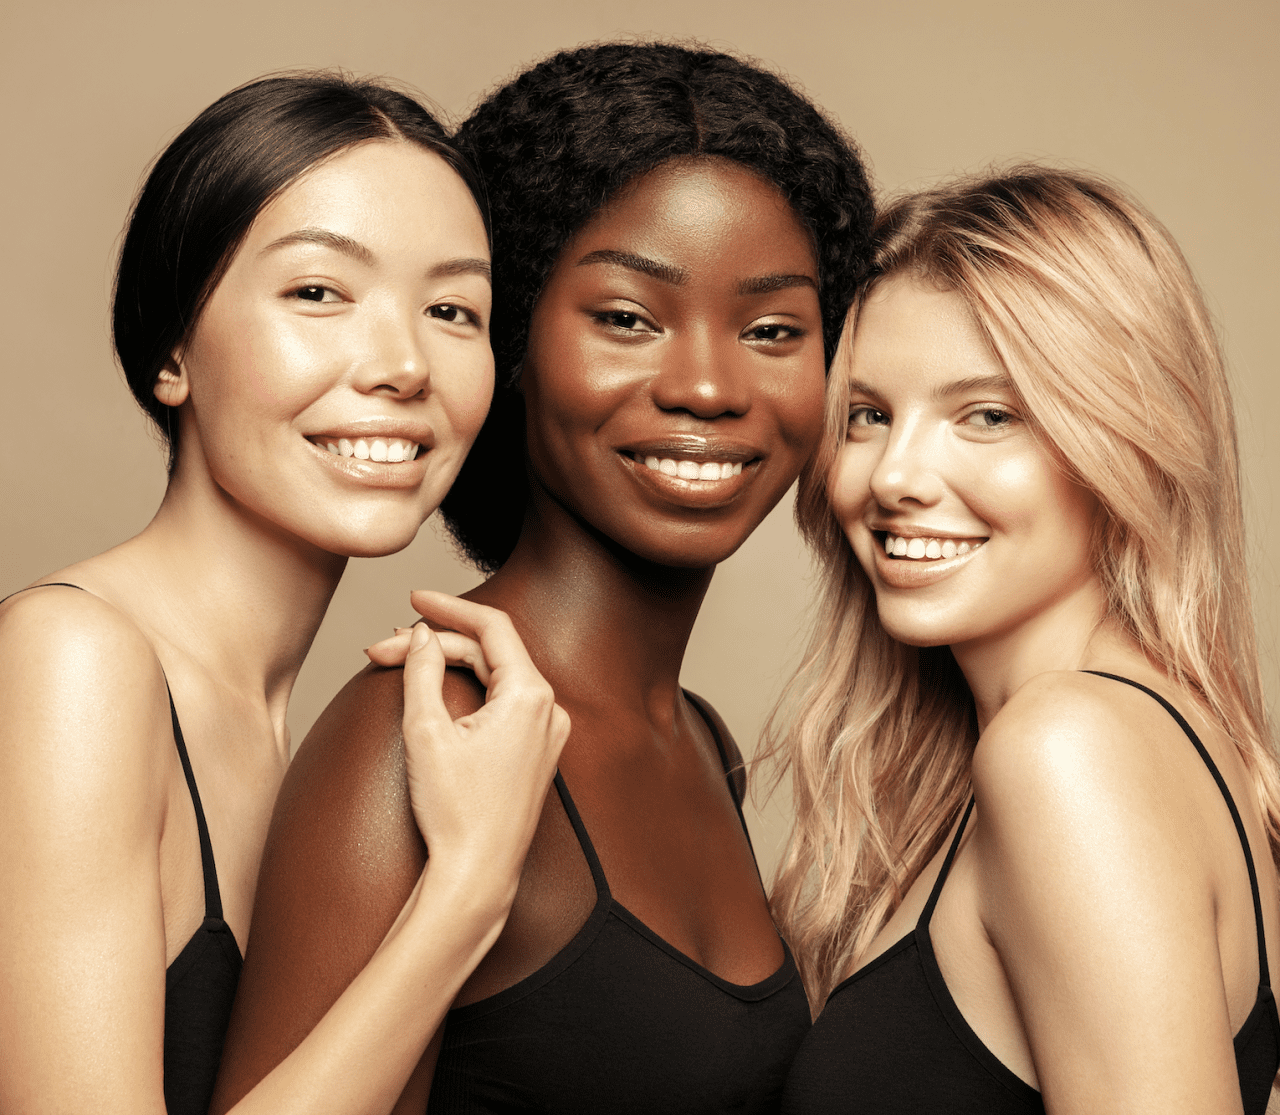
[95,463,346,734]
[950,575,1114,731]
[467,486,714,729]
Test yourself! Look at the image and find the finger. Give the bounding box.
[433,631,493,688]
[408,592,545,700]
[401,623,456,744]
[365,629,413,666]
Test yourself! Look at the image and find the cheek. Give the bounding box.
[771,363,827,452]
[827,443,872,532]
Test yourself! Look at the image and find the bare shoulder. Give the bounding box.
[0,583,170,809]
[684,689,747,800]
[972,669,1181,821]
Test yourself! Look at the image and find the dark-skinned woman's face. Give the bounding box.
[520,156,826,569]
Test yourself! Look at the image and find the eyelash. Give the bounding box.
[290,284,341,303]
[429,303,481,327]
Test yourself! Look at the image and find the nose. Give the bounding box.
[649,327,751,419]
[869,415,945,509]
[353,306,431,400]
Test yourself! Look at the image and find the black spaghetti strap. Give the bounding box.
[165,686,225,923]
[1084,671,1270,986]
[919,796,976,929]
[0,581,86,605]
[684,689,754,846]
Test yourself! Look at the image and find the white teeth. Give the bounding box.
[318,436,421,462]
[883,534,984,561]
[641,456,744,481]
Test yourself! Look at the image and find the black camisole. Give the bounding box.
[1,583,242,1114]
[428,698,812,1113]
[780,672,1280,1114]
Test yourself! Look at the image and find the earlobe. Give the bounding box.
[154,358,190,407]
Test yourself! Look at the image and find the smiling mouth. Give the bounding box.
[622,450,750,483]
[308,436,422,463]
[879,532,987,561]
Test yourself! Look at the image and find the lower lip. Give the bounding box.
[305,438,432,490]
[871,539,985,589]
[620,453,755,508]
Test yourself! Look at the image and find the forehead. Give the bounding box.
[567,156,818,274]
[848,276,1002,390]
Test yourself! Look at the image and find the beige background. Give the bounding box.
[2,0,1276,877]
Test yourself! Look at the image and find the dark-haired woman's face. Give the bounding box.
[521,157,825,568]
[168,140,493,558]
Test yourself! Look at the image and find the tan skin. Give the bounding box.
[213,156,828,1111]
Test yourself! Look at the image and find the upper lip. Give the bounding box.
[620,436,760,464]
[305,420,435,448]
[870,523,988,539]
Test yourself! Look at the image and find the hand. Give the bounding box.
[367,591,570,892]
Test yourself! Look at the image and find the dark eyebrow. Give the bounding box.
[932,374,1015,401]
[261,228,375,265]
[737,273,817,296]
[575,249,686,286]
[430,257,491,283]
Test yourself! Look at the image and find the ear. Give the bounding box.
[154,356,190,407]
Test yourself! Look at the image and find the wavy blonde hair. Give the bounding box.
[764,166,1279,1006]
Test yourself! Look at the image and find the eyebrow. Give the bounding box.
[260,230,490,283]
[262,228,375,265]
[737,273,817,296]
[845,373,1015,402]
[932,374,1015,401]
[576,249,686,285]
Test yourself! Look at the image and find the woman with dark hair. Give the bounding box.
[214,43,874,1114]
[770,168,1280,1112]
[0,73,566,1115]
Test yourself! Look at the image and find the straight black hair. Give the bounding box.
[112,72,486,471]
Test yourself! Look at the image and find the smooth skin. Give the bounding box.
[213,156,828,1111]
[0,140,568,1115]
[828,276,1280,1113]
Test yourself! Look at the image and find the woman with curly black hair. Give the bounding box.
[215,43,874,1113]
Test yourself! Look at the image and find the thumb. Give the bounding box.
[402,623,454,745]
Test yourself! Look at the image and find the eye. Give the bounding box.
[429,303,479,327]
[743,321,805,343]
[962,407,1018,429]
[290,284,342,303]
[591,309,659,334]
[849,406,890,428]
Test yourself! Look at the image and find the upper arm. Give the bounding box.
[971,675,1242,1113]
[0,588,172,1112]
[212,664,487,1113]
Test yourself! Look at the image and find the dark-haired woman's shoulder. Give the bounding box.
[0,579,184,1105]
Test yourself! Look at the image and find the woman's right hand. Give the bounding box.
[366,591,570,897]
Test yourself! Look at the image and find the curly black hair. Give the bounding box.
[441,42,875,572]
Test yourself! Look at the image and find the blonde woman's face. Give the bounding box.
[827,276,1099,654]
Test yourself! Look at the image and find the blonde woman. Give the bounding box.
[770,168,1280,1113]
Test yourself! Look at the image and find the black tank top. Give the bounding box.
[780,672,1280,1114]
[428,702,812,1113]
[1,583,242,1114]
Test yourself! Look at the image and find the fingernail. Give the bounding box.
[410,623,431,649]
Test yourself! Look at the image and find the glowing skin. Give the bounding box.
[164,140,494,560]
[521,157,826,570]
[828,276,1099,663]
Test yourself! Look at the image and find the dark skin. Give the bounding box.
[213,157,828,1113]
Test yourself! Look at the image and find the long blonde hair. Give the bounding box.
[765,166,1279,1005]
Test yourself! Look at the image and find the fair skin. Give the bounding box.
[0,138,567,1114]
[826,275,1280,1114]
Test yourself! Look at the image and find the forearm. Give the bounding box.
[228,862,508,1115]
